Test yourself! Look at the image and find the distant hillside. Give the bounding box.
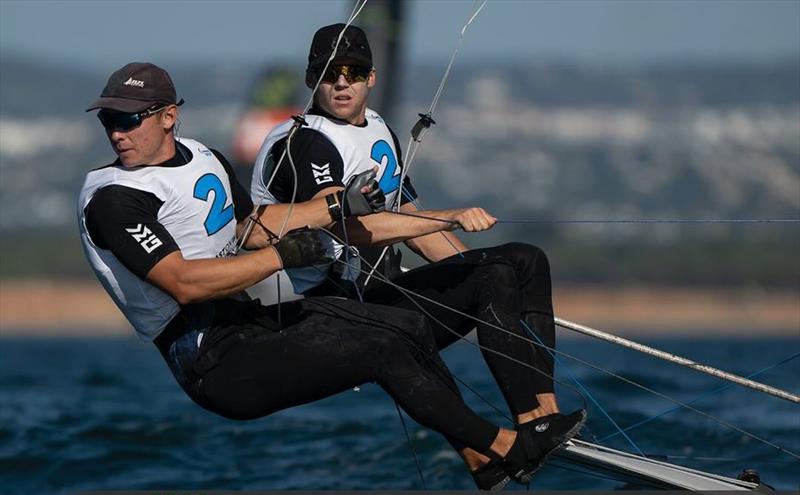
[0,54,100,117]
[1,55,797,286]
[1,56,797,230]
[0,53,264,118]
[397,58,800,111]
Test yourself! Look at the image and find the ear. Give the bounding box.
[161,105,178,131]
[366,69,377,89]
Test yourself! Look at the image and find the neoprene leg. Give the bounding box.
[197,298,499,453]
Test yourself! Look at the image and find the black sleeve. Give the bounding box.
[211,149,253,221]
[388,126,418,205]
[85,185,179,280]
[264,128,345,203]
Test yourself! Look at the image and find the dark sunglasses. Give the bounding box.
[97,105,168,132]
[317,65,372,85]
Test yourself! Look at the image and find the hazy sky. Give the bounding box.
[1,0,798,71]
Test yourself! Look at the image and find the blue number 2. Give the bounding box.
[193,174,234,235]
[372,140,400,194]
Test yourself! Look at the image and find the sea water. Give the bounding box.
[1,334,798,492]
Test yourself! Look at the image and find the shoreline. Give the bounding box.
[1,279,798,337]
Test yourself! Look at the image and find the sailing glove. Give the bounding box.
[337,169,386,217]
[273,228,329,269]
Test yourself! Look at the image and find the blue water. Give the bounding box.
[1,334,798,493]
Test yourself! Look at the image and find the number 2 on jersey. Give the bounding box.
[372,140,400,194]
[193,174,234,235]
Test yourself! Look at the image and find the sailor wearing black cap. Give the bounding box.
[250,25,586,489]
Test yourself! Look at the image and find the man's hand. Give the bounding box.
[273,228,330,269]
[443,207,497,232]
[339,167,386,217]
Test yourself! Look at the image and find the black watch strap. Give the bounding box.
[325,193,342,221]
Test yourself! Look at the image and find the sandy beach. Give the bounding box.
[1,279,797,338]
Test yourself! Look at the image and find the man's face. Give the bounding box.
[101,105,177,167]
[314,66,376,125]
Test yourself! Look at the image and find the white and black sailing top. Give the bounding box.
[77,138,252,341]
[250,107,417,295]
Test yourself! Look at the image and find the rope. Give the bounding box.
[555,317,800,404]
[235,0,370,251]
[318,228,590,409]
[498,218,800,225]
[386,210,800,227]
[396,0,487,198]
[598,352,800,443]
[520,319,645,457]
[367,1,486,282]
[394,401,427,489]
[315,231,800,460]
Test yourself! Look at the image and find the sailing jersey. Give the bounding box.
[77,138,252,341]
[250,107,417,295]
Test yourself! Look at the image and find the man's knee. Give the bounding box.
[476,258,518,289]
[493,242,550,280]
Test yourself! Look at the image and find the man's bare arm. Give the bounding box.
[329,195,495,254]
[253,182,495,251]
[400,203,469,262]
[146,247,283,305]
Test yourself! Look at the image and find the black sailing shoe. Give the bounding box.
[470,459,511,491]
[502,409,587,484]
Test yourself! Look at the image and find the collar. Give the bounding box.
[115,140,193,168]
[309,105,368,128]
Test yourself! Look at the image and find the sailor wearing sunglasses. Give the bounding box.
[250,25,586,489]
[78,63,565,484]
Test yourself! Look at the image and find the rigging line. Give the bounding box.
[396,0,488,202]
[519,319,643,457]
[427,0,487,116]
[497,219,800,225]
[362,197,464,288]
[598,352,800,443]
[277,0,370,236]
[235,0,370,251]
[339,198,364,302]
[318,228,590,411]
[309,241,514,424]
[317,243,800,459]
[555,317,800,404]
[387,209,461,227]
[277,132,301,238]
[402,196,466,257]
[366,2,485,282]
[388,210,800,227]
[394,401,427,489]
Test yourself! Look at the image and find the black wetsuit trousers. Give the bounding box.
[362,242,557,416]
[155,297,499,453]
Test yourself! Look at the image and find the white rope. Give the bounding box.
[364,1,487,287]
[555,317,800,404]
[235,0,370,250]
[319,233,800,459]
[396,0,487,206]
[426,0,487,118]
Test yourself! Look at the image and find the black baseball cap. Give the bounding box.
[86,62,184,113]
[306,24,372,87]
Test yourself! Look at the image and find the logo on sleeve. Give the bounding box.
[311,162,333,185]
[125,224,163,253]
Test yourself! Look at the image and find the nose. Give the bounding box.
[108,128,128,143]
[334,74,350,90]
